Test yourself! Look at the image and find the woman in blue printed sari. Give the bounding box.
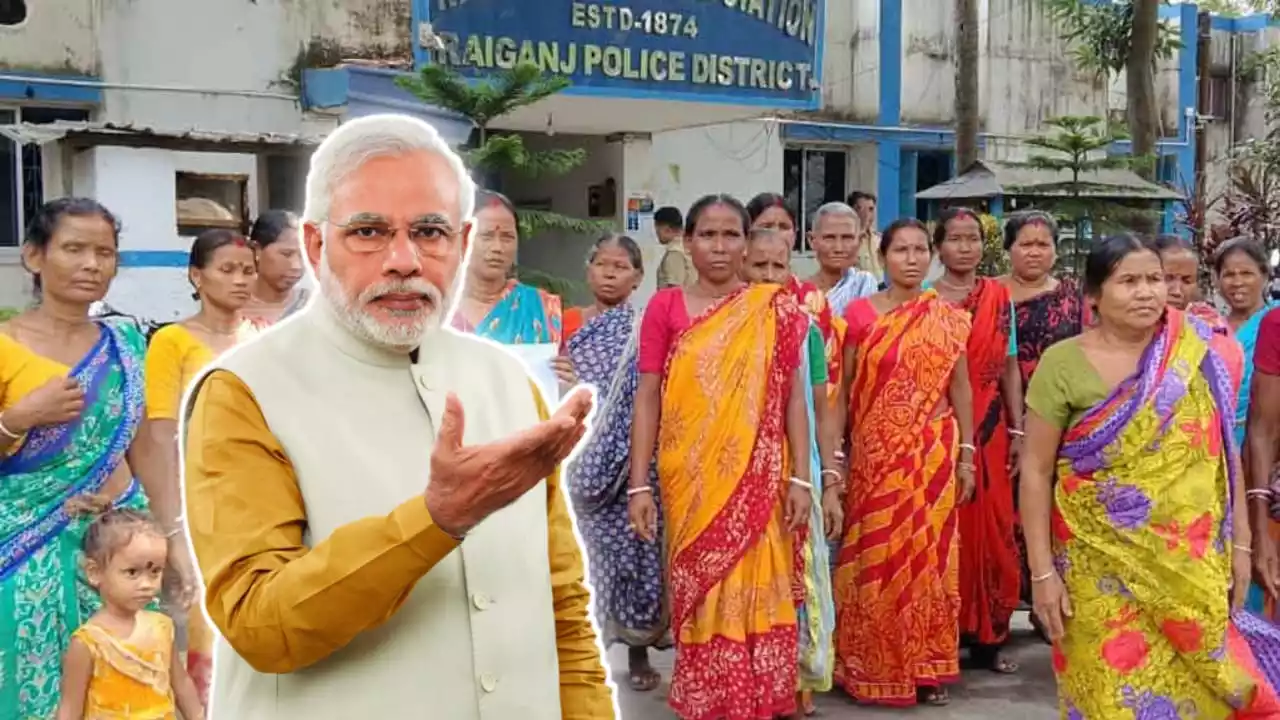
[0,198,190,719]
[563,234,672,692]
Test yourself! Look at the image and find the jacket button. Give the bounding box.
[479,673,498,692]
[472,593,492,610]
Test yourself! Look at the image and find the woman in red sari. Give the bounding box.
[931,208,1025,675]
[832,218,977,707]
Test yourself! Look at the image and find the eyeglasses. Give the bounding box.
[327,216,459,257]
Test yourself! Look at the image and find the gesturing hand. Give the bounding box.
[425,389,593,538]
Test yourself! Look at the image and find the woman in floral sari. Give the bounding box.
[0,198,189,719]
[930,208,1025,675]
[999,211,1089,391]
[563,234,672,694]
[627,194,816,720]
[1216,238,1276,448]
[1021,234,1280,718]
[832,218,976,707]
[742,226,844,716]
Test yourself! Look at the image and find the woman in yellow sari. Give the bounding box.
[831,218,976,707]
[1021,234,1280,718]
[144,229,257,705]
[627,194,817,720]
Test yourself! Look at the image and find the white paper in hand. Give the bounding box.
[508,343,560,405]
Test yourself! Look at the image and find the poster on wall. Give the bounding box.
[626,193,655,234]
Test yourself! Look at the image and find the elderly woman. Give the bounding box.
[804,202,878,318]
[0,198,191,718]
[1021,234,1280,718]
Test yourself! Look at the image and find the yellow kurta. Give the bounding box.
[184,369,613,718]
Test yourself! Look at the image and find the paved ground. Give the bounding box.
[610,612,1057,719]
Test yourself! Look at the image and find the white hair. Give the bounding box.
[813,201,859,228]
[302,113,477,227]
[318,247,455,352]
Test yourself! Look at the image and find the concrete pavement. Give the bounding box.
[609,613,1058,719]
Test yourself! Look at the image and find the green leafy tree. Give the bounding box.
[396,63,612,297]
[1220,48,1280,252]
[1043,0,1182,77]
[1018,116,1160,274]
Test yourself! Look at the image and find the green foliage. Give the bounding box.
[397,62,614,297]
[1220,47,1280,251]
[977,213,1010,277]
[396,64,570,133]
[1043,0,1182,76]
[0,307,19,322]
[1018,116,1161,273]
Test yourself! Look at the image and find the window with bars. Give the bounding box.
[783,147,847,254]
[0,106,92,247]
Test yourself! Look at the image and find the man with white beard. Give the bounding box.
[180,114,615,719]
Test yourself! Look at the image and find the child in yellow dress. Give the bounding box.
[55,509,204,720]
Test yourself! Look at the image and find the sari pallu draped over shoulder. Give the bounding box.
[658,284,809,720]
[786,277,847,403]
[1051,309,1280,719]
[833,291,971,706]
[565,304,669,648]
[956,279,1021,646]
[0,319,149,719]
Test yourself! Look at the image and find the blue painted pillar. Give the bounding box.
[1175,3,1198,238]
[899,149,918,220]
[989,195,1004,220]
[877,142,902,226]
[877,0,903,229]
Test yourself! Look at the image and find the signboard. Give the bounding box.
[417,0,824,109]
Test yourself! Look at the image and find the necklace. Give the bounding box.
[1010,274,1052,291]
[189,320,238,337]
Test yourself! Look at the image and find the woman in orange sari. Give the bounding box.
[931,208,1025,675]
[832,218,976,707]
[627,194,817,720]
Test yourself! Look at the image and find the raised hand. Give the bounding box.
[425,389,593,538]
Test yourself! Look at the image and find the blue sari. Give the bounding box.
[1235,301,1276,447]
[471,282,561,345]
[565,305,669,648]
[0,319,149,719]
[797,323,836,691]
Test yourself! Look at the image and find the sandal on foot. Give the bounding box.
[918,687,951,707]
[628,668,661,692]
[990,654,1019,674]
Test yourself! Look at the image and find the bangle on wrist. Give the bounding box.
[1234,543,1253,555]
[1008,428,1025,438]
[626,486,653,497]
[959,442,976,453]
[0,413,22,440]
[789,477,813,490]
[1031,570,1055,583]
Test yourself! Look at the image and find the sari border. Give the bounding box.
[665,287,807,635]
[0,322,144,580]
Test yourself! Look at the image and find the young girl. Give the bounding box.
[56,508,204,720]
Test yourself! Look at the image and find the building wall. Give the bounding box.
[0,0,98,75]
[504,132,625,307]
